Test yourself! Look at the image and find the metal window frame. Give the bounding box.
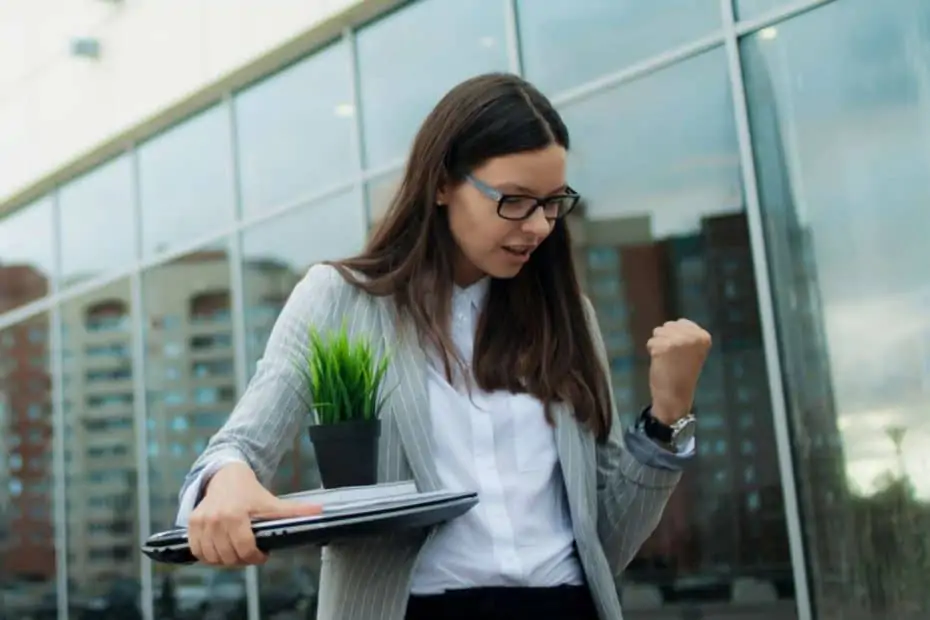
[720,1,820,619]
[504,0,523,76]
[50,188,69,620]
[346,26,372,236]
[128,142,157,620]
[223,91,263,620]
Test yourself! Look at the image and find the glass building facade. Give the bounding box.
[0,0,927,618]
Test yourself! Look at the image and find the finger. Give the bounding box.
[647,337,668,355]
[189,514,222,564]
[229,517,267,565]
[253,499,323,521]
[204,535,236,566]
[188,521,206,562]
[676,319,711,341]
[213,527,243,566]
[204,514,242,566]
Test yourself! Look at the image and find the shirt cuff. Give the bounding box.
[175,455,246,527]
[624,425,695,472]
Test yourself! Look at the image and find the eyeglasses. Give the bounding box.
[465,174,580,221]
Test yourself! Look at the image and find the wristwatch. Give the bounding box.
[636,406,696,451]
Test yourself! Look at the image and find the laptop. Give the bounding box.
[142,485,479,565]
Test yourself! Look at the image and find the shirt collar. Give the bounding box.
[452,277,490,311]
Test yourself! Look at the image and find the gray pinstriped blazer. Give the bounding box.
[181,264,681,620]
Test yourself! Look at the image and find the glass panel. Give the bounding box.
[143,242,246,618]
[0,313,58,618]
[138,105,235,258]
[58,154,136,287]
[241,191,366,617]
[62,278,142,617]
[365,171,402,235]
[234,41,356,218]
[0,196,54,312]
[517,0,721,95]
[736,0,828,22]
[742,1,930,617]
[562,49,797,616]
[356,0,509,169]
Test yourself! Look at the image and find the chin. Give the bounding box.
[485,263,524,279]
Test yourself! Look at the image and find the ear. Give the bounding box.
[435,168,459,207]
[436,174,452,205]
[436,184,450,207]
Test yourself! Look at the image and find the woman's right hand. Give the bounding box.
[188,461,323,566]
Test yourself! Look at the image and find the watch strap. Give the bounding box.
[638,406,674,443]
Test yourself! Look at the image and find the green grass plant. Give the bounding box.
[303,323,390,425]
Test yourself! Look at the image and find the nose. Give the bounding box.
[521,207,552,239]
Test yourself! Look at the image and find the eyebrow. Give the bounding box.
[499,182,568,196]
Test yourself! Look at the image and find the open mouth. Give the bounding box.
[502,245,533,258]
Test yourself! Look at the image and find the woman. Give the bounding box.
[177,72,710,620]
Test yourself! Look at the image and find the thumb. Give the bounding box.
[251,494,323,521]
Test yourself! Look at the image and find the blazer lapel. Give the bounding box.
[553,403,598,530]
[377,300,442,492]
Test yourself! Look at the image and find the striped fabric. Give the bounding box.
[181,264,681,620]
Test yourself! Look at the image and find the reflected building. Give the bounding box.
[61,282,138,595]
[59,250,322,599]
[576,213,793,595]
[0,265,55,583]
[742,34,854,616]
[241,258,320,496]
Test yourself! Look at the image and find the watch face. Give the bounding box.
[671,416,697,447]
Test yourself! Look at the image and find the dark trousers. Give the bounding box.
[405,585,599,620]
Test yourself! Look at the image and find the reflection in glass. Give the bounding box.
[58,154,136,287]
[0,196,54,312]
[562,50,796,616]
[241,192,366,618]
[743,1,930,616]
[0,314,57,618]
[143,243,246,619]
[517,0,720,95]
[356,0,509,168]
[736,0,811,21]
[235,41,356,218]
[138,105,235,258]
[365,172,402,234]
[62,279,142,618]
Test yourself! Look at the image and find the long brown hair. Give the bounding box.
[331,73,612,441]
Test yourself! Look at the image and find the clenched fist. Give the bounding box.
[647,319,712,425]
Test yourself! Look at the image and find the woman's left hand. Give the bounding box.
[647,319,712,424]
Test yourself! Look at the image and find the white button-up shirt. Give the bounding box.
[409,278,584,594]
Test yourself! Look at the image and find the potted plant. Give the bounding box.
[303,323,390,489]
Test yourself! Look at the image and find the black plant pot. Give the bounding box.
[308,418,381,488]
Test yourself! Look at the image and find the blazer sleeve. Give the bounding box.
[582,297,682,576]
[176,264,349,515]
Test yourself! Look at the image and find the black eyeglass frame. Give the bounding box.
[464,174,581,221]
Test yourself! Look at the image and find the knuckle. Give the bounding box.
[206,509,238,527]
